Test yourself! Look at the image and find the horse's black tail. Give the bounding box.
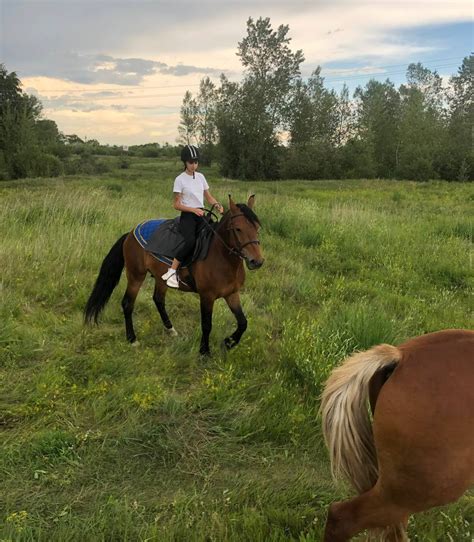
[84,233,128,324]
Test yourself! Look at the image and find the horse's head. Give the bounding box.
[226,195,264,270]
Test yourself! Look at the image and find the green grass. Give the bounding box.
[0,159,473,541]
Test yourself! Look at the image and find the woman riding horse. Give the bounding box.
[161,145,224,289]
[84,194,263,356]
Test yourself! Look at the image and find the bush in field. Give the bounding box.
[64,154,111,175]
[118,156,131,169]
[10,147,64,178]
[34,153,64,177]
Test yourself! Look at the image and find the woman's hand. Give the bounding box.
[216,203,224,215]
[194,208,205,217]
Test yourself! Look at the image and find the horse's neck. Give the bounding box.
[209,215,241,269]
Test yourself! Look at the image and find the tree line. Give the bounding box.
[0,66,181,180]
[1,16,472,183]
[179,17,473,181]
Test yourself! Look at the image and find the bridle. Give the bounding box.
[200,207,260,261]
[226,212,260,259]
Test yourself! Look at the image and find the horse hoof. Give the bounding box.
[131,340,140,347]
[166,327,178,337]
[224,337,236,349]
[199,348,211,357]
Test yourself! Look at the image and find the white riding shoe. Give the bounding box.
[161,268,179,288]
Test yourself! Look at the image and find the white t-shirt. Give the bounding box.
[173,171,209,208]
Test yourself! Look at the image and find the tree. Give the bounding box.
[237,17,304,129]
[334,84,354,147]
[216,17,304,178]
[0,64,38,178]
[285,68,342,179]
[65,134,84,145]
[178,90,198,145]
[195,77,217,164]
[441,55,474,180]
[0,64,22,110]
[354,79,401,177]
[178,77,218,165]
[34,119,61,146]
[395,64,446,181]
[0,64,65,179]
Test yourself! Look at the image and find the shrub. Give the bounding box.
[118,156,130,169]
[64,154,111,175]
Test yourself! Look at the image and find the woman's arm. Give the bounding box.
[204,190,224,214]
[173,193,204,216]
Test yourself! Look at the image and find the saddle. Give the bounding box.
[133,216,217,267]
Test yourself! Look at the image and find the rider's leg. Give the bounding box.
[161,212,198,286]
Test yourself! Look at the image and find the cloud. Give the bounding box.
[25,86,127,112]
[4,0,470,145]
[11,50,225,86]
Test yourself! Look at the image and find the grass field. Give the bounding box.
[1,158,473,541]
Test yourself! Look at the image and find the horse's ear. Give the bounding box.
[228,194,238,212]
[247,194,255,209]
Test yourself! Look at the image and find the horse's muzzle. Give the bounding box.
[246,258,264,270]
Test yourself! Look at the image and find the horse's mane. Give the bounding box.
[235,203,261,226]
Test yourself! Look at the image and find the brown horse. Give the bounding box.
[84,195,263,355]
[321,329,474,541]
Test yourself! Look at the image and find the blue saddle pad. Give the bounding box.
[134,219,168,245]
[133,217,216,267]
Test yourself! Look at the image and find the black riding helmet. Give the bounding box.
[181,144,200,163]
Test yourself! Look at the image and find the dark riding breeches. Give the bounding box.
[175,211,200,263]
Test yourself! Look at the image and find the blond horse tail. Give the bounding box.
[321,344,402,495]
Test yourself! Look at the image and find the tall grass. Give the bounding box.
[0,161,472,540]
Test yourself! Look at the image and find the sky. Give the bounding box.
[1,0,472,146]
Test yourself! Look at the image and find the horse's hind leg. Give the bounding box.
[122,269,146,343]
[153,278,177,336]
[324,487,409,542]
[223,292,247,349]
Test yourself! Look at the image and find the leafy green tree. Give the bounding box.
[396,64,446,181]
[286,78,314,146]
[65,134,85,145]
[34,119,61,146]
[354,79,401,177]
[441,55,474,180]
[0,64,23,109]
[0,64,65,178]
[178,90,198,145]
[334,84,354,147]
[0,65,38,178]
[285,71,352,179]
[216,17,304,179]
[237,17,304,129]
[195,77,217,164]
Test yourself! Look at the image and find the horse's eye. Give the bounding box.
[236,228,242,233]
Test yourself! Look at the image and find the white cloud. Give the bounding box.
[7,0,470,144]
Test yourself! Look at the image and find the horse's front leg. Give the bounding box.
[199,294,215,356]
[223,292,247,350]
